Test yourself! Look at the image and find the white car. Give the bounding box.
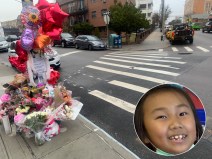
[0,36,9,52]
[8,41,61,69]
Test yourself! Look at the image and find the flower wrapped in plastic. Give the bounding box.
[25,111,48,145]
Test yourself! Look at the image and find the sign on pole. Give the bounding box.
[103,14,110,25]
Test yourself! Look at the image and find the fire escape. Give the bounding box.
[69,0,88,26]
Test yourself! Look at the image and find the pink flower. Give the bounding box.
[0,94,11,103]
[14,113,25,124]
[35,97,44,104]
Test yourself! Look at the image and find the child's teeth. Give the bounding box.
[170,135,185,140]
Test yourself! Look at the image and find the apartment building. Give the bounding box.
[58,0,135,31]
[135,0,153,23]
[184,0,212,22]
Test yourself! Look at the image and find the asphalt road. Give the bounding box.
[0,33,212,158]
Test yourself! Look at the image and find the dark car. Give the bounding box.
[53,33,74,47]
[74,35,106,50]
[5,35,19,42]
[202,21,212,33]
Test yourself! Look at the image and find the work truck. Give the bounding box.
[167,23,194,45]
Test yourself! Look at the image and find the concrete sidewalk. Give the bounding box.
[0,62,139,159]
[110,28,170,51]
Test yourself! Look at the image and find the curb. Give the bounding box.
[78,114,140,159]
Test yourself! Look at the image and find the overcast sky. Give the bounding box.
[0,0,185,23]
[153,0,186,22]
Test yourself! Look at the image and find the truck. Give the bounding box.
[168,23,194,45]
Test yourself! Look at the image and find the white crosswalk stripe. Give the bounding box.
[106,54,181,59]
[184,47,193,52]
[101,57,180,69]
[108,80,149,93]
[196,46,210,52]
[89,90,135,113]
[159,49,163,52]
[105,55,186,64]
[60,51,82,57]
[172,47,178,52]
[86,65,170,84]
[94,60,180,76]
[108,52,168,56]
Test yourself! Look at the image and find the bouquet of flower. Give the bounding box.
[25,111,48,145]
[25,111,48,132]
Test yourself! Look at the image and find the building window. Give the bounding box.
[140,4,146,10]
[91,0,96,3]
[68,2,76,13]
[92,11,96,18]
[148,13,151,17]
[148,3,152,9]
[101,9,107,16]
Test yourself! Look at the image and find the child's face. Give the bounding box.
[142,90,196,154]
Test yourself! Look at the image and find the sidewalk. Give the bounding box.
[110,28,170,51]
[0,62,139,159]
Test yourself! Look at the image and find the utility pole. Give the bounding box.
[161,0,165,41]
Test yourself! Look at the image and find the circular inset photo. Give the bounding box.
[133,83,206,156]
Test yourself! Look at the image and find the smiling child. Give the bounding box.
[134,84,204,156]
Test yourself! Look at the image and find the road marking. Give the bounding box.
[159,49,163,52]
[101,57,180,69]
[89,90,135,113]
[108,80,149,93]
[86,65,170,84]
[105,55,185,64]
[184,47,193,52]
[94,61,180,76]
[107,54,181,60]
[109,52,168,56]
[172,47,178,52]
[60,51,82,57]
[210,46,212,48]
[196,46,209,52]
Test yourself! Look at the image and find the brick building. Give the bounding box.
[58,0,135,33]
[184,0,212,22]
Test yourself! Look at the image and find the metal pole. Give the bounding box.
[161,0,165,40]
[106,15,109,48]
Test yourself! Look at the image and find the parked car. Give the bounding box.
[8,41,61,69]
[74,35,106,50]
[191,22,202,30]
[5,35,19,42]
[52,33,74,47]
[202,21,212,33]
[0,36,9,52]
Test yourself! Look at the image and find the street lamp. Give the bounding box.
[103,11,110,48]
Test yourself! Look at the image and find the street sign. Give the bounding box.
[103,14,110,25]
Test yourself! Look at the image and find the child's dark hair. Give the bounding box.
[134,84,203,151]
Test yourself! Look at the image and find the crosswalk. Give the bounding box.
[65,50,189,114]
[164,46,211,53]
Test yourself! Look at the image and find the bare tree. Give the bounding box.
[164,5,172,22]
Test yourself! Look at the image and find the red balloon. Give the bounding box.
[36,0,50,10]
[15,40,28,56]
[50,3,68,27]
